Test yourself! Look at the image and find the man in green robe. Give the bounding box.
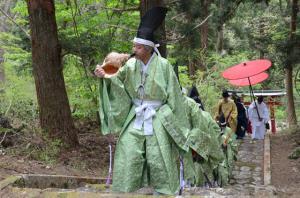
[219,123,238,180]
[184,87,237,187]
[183,96,224,186]
[95,7,191,195]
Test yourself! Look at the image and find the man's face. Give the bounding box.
[132,43,149,60]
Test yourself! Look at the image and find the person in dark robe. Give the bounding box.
[234,97,248,139]
[188,85,205,111]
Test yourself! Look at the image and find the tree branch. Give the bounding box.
[0,131,8,146]
[169,13,214,43]
[5,100,12,116]
[103,24,136,32]
[171,12,185,20]
[166,0,181,5]
[100,6,139,12]
[0,7,31,39]
[191,14,213,31]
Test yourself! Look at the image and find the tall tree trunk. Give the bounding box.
[188,61,196,77]
[27,0,78,147]
[259,1,268,59]
[187,0,211,76]
[139,0,167,58]
[216,25,224,54]
[259,21,265,59]
[200,0,210,50]
[0,0,16,83]
[197,0,211,71]
[0,50,4,82]
[285,0,298,127]
[216,0,224,54]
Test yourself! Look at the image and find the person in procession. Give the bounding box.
[184,87,224,187]
[95,7,192,195]
[182,86,237,187]
[234,97,248,139]
[215,90,238,134]
[248,96,270,141]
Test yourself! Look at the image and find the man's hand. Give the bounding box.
[94,65,106,78]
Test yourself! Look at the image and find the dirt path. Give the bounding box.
[271,132,300,197]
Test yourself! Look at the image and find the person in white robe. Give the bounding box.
[248,96,270,140]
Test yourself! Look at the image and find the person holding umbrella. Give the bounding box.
[222,59,272,141]
[248,96,270,141]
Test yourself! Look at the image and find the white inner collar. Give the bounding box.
[140,53,155,73]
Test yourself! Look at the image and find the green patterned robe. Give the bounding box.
[183,97,225,186]
[98,53,190,195]
[219,127,238,181]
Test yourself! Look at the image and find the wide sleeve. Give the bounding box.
[98,66,132,135]
[186,99,224,162]
[262,103,270,122]
[157,62,190,151]
[214,101,222,120]
[248,102,255,121]
[165,63,186,115]
[229,102,238,120]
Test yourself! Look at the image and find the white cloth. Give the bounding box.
[133,99,162,135]
[248,101,270,140]
[133,37,161,56]
[251,125,266,140]
[139,52,155,73]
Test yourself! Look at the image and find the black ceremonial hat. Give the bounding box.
[188,85,200,99]
[136,7,168,43]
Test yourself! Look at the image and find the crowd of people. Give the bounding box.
[94,6,270,195]
[214,90,270,142]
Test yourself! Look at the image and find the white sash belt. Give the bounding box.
[133,99,162,135]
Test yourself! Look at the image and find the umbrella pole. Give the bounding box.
[247,77,261,119]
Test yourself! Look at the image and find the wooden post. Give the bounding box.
[269,97,276,134]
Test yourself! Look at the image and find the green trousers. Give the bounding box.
[112,121,180,195]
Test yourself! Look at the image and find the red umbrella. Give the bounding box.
[229,72,269,86]
[222,59,272,120]
[222,59,272,80]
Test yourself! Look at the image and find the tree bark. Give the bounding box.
[200,0,210,50]
[216,25,224,54]
[216,0,224,54]
[0,50,4,82]
[139,0,167,58]
[196,0,211,73]
[285,0,298,127]
[188,61,196,77]
[0,0,16,83]
[27,0,78,146]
